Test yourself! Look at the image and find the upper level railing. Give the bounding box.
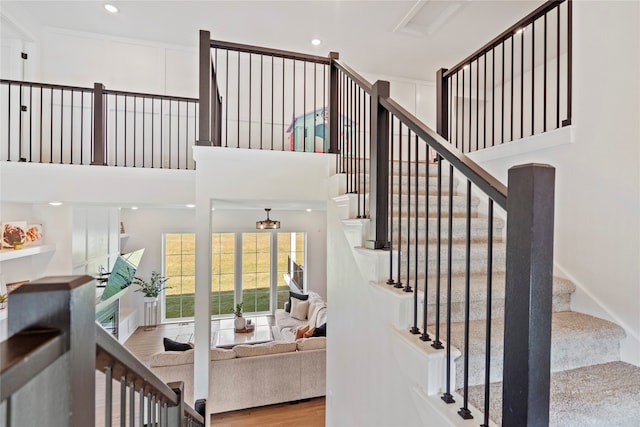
[437,0,572,153]
[0,276,205,427]
[0,79,198,169]
[198,30,336,154]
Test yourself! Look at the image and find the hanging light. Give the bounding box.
[256,208,280,230]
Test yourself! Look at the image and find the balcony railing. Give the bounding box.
[0,79,199,169]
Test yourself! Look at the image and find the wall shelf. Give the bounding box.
[0,244,56,262]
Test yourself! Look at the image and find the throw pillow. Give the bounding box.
[312,323,326,337]
[296,325,310,339]
[163,337,192,352]
[285,291,309,313]
[290,297,309,320]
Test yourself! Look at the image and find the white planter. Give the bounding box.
[234,315,245,330]
[143,296,158,304]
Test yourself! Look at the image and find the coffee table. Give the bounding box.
[213,316,273,349]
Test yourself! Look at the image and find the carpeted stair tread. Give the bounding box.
[447,311,626,388]
[464,361,640,427]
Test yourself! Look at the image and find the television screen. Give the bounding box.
[100,248,145,300]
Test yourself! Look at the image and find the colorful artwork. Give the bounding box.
[1,222,43,248]
[287,107,355,153]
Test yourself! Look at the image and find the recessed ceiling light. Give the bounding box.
[49,201,63,206]
[186,204,196,208]
[306,208,312,212]
[211,207,216,211]
[104,4,118,13]
[311,39,321,46]
[131,206,139,210]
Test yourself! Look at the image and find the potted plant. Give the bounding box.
[234,301,246,330]
[133,271,170,302]
[0,293,6,310]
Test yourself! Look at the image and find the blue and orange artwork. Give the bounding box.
[287,107,355,153]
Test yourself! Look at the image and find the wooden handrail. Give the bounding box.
[0,328,65,401]
[380,96,508,209]
[211,39,330,64]
[331,59,374,94]
[443,0,567,77]
[95,324,179,404]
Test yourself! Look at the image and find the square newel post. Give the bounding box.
[328,51,340,154]
[8,275,97,426]
[502,164,555,427]
[364,80,390,250]
[91,83,107,165]
[436,68,449,140]
[198,29,212,146]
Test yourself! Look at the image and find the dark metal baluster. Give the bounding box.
[520,27,524,139]
[225,50,229,147]
[421,143,431,342]
[139,387,144,427]
[356,84,362,218]
[160,99,164,167]
[114,94,118,166]
[303,61,306,152]
[260,54,263,149]
[442,163,455,404]
[483,54,487,149]
[152,98,155,167]
[351,79,355,194]
[169,100,172,168]
[511,35,514,142]
[476,58,479,152]
[80,90,84,164]
[313,62,317,149]
[481,199,495,427]
[272,56,275,150]
[29,86,33,162]
[448,77,452,146]
[557,6,561,129]
[431,154,444,350]
[143,97,146,167]
[282,57,285,150]
[462,67,465,153]
[177,101,181,168]
[120,376,127,427]
[50,88,53,163]
[129,380,135,427]
[7,82,10,161]
[388,117,396,286]
[394,122,403,289]
[105,366,113,426]
[544,13,548,132]
[19,83,23,161]
[532,20,535,136]
[501,42,505,144]
[60,89,63,163]
[90,91,94,163]
[404,128,413,294]
[410,134,419,328]
[249,53,252,149]
[40,87,43,162]
[455,72,459,149]
[125,95,129,166]
[566,0,572,126]
[363,90,368,218]
[237,52,241,149]
[458,179,473,420]
[134,97,138,167]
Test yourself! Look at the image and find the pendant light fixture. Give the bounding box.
[256,208,280,230]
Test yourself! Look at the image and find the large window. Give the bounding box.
[162,231,305,322]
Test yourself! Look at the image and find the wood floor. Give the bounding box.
[120,320,326,426]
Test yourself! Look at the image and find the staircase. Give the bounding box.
[333,160,640,426]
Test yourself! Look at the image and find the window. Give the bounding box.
[162,231,306,322]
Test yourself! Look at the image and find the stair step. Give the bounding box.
[464,361,640,426]
[392,240,507,275]
[446,311,626,389]
[396,273,574,323]
[390,215,505,243]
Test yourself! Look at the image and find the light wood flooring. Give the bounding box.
[117,319,326,426]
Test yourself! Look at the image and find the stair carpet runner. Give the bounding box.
[350,161,640,426]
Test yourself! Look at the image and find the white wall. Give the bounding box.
[468,0,640,365]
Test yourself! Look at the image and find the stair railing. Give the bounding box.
[437,0,572,153]
[0,276,205,427]
[198,30,335,153]
[0,79,199,169]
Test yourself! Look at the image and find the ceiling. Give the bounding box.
[2,0,544,82]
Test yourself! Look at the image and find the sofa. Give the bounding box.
[149,292,327,415]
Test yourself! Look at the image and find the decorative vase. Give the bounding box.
[143,296,158,304]
[234,315,245,331]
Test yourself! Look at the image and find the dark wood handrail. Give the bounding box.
[211,39,330,64]
[444,0,566,78]
[0,78,93,92]
[103,88,198,103]
[380,96,508,209]
[0,328,65,401]
[332,59,373,94]
[95,324,179,405]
